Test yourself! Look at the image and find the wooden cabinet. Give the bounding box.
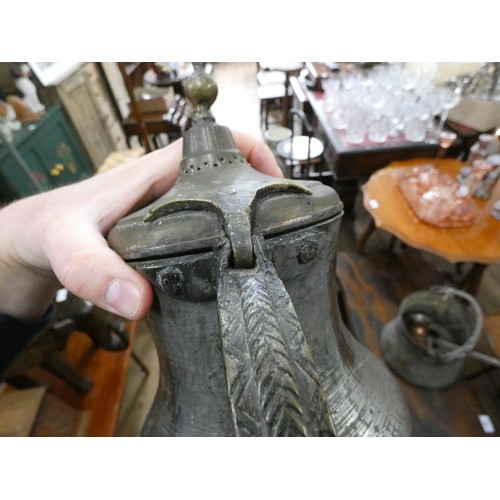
[54,63,126,167]
[0,105,94,201]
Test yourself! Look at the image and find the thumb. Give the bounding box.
[49,227,152,320]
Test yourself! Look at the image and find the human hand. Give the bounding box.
[0,131,282,320]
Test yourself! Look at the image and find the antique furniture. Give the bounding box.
[8,313,140,437]
[143,63,194,96]
[0,62,127,169]
[259,63,303,127]
[118,63,191,152]
[275,108,326,181]
[358,157,500,294]
[120,95,189,151]
[108,64,410,437]
[258,83,287,131]
[6,292,139,394]
[41,63,127,167]
[0,105,94,201]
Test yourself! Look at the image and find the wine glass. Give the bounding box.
[435,86,461,137]
[434,131,457,168]
[421,88,445,143]
[456,159,493,199]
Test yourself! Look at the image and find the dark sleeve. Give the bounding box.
[0,305,55,383]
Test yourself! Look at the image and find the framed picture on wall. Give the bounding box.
[28,62,82,86]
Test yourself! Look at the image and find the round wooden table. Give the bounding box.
[358,157,500,293]
[143,65,193,95]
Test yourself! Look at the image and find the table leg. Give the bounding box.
[356,218,376,254]
[458,263,487,296]
[282,75,291,127]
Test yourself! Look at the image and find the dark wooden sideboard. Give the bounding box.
[291,77,457,211]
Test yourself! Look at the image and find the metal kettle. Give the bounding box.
[107,65,410,436]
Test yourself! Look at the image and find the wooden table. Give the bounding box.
[143,66,193,96]
[359,157,500,294]
[293,77,463,211]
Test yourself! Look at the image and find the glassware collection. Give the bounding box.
[322,63,462,146]
[397,165,481,228]
[458,134,500,201]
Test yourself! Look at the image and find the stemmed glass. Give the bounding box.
[421,88,445,143]
[434,131,457,167]
[435,86,461,137]
[456,159,493,200]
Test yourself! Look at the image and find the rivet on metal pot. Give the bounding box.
[158,266,184,295]
[298,241,319,263]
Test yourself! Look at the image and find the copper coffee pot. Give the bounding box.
[108,64,410,436]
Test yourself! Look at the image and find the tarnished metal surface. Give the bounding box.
[380,286,483,389]
[107,64,411,436]
[217,235,335,436]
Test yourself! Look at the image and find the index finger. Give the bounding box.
[231,130,284,178]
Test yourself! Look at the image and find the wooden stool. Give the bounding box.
[257,70,286,86]
[257,83,286,131]
[275,108,325,180]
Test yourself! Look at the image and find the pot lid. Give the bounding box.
[108,64,342,268]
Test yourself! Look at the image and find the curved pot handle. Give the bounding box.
[216,235,336,437]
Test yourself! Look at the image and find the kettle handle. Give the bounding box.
[216,235,336,436]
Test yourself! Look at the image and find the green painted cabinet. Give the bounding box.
[0,105,94,201]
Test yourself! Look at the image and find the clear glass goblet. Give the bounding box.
[435,87,461,137]
[434,130,457,168]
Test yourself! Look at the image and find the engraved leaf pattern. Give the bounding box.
[240,275,308,436]
[217,238,335,437]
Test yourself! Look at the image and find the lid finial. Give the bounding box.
[183,63,218,123]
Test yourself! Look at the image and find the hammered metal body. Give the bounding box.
[127,216,409,436]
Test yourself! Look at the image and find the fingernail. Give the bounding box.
[105,280,141,318]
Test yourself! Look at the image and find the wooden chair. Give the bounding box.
[256,63,297,131]
[5,293,149,395]
[257,69,286,86]
[257,83,287,131]
[118,63,190,152]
